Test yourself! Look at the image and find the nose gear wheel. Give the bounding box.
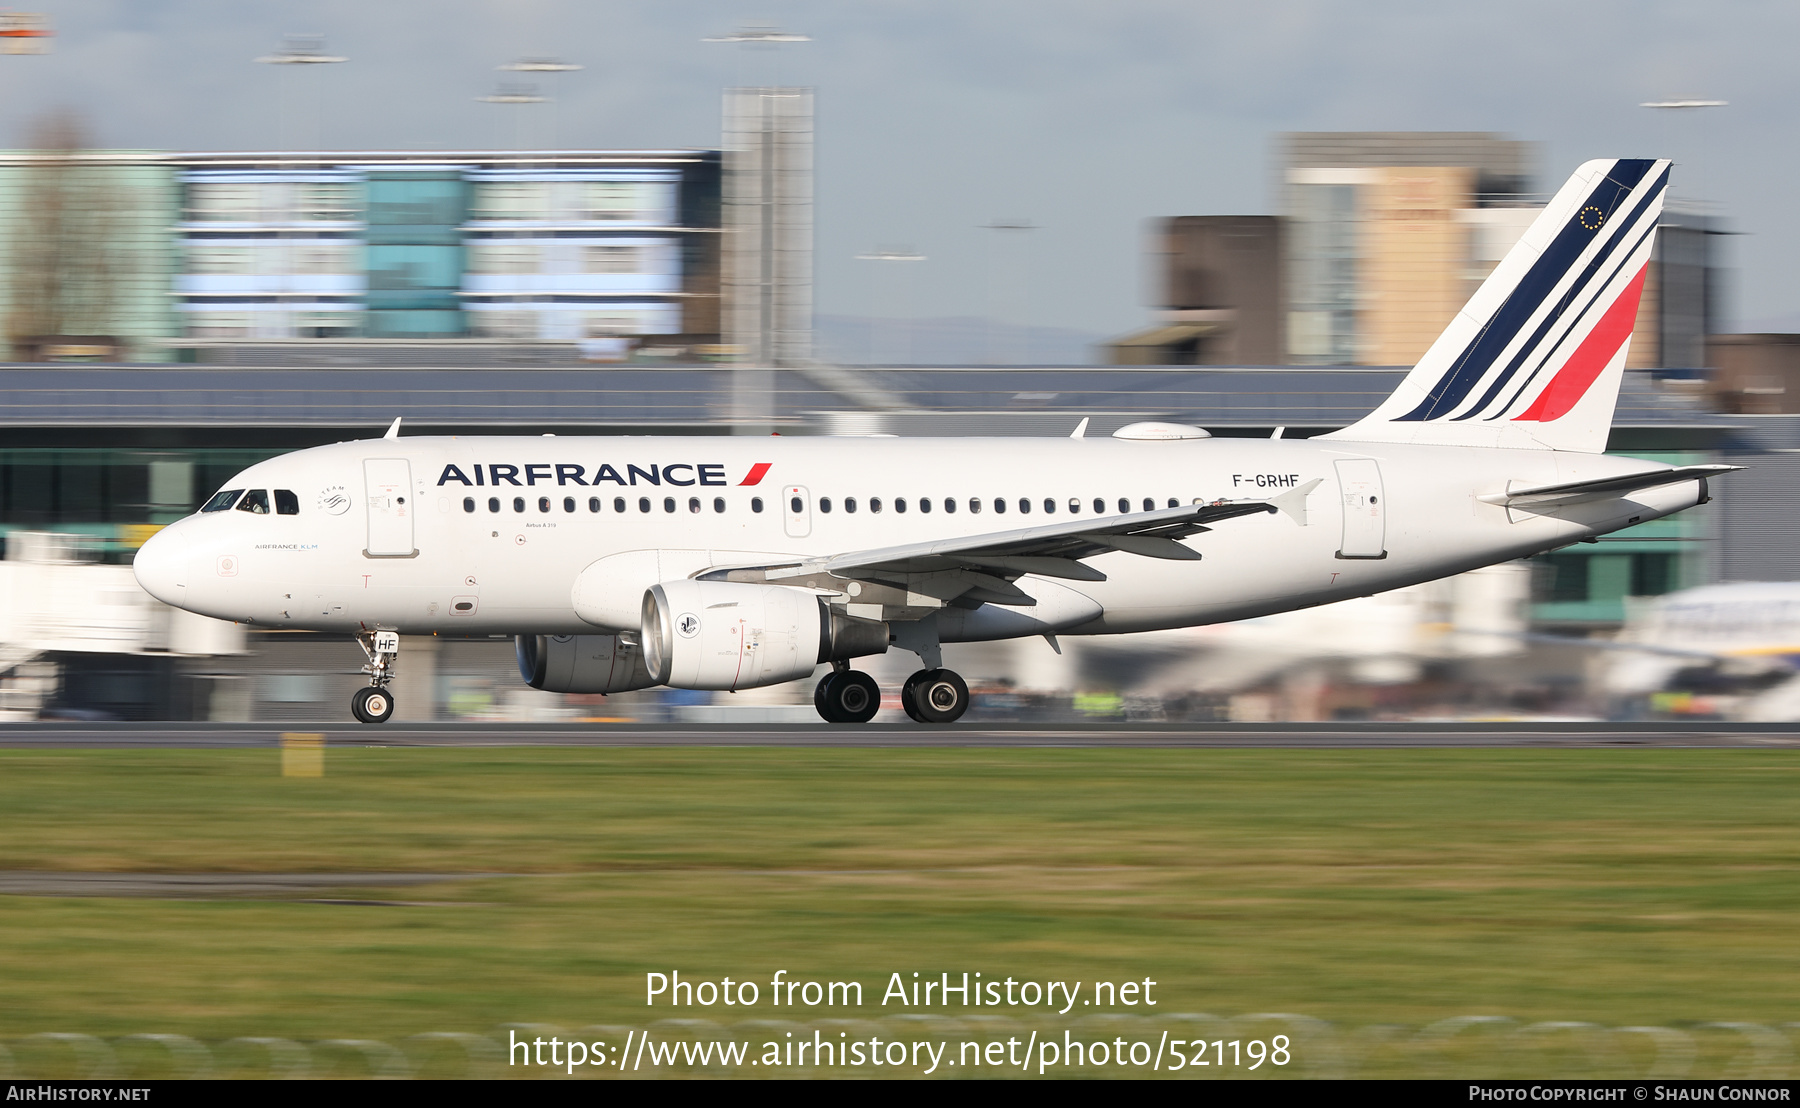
[351,685,394,724]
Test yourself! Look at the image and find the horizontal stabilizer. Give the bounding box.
[1478,464,1742,507]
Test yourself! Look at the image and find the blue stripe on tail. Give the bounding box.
[1395,159,1655,422]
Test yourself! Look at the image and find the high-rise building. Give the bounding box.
[721,87,815,367]
[1282,132,1537,366]
[1105,216,1283,366]
[1114,132,1722,372]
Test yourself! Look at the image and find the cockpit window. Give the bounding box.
[236,489,270,515]
[274,489,299,515]
[202,489,244,512]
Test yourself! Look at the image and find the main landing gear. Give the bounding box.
[901,668,969,724]
[352,630,399,724]
[814,667,880,723]
[812,665,971,725]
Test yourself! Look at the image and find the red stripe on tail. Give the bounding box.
[1514,264,1648,423]
[739,462,772,486]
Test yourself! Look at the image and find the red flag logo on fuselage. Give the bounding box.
[740,462,773,486]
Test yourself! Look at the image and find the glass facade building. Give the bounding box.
[0,149,722,357]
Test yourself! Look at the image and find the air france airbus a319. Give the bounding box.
[134,158,1737,725]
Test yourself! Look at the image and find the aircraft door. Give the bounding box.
[783,485,812,538]
[1334,458,1386,559]
[364,458,417,557]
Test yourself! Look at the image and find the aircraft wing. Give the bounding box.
[723,500,1281,607]
[825,500,1274,578]
[700,484,1316,608]
[1478,464,1742,508]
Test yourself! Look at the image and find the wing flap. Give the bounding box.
[821,500,1275,578]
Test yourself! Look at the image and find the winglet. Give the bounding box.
[1070,417,1089,440]
[384,417,402,440]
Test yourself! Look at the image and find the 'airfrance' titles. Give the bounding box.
[438,462,772,488]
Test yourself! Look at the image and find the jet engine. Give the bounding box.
[516,633,660,694]
[641,579,888,690]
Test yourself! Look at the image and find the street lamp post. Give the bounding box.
[500,58,581,151]
[1641,98,1728,209]
[980,218,1036,365]
[855,248,926,365]
[704,25,811,88]
[478,82,548,152]
[256,34,346,154]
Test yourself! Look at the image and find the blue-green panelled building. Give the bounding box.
[0,148,723,356]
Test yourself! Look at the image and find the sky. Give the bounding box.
[2,0,1796,339]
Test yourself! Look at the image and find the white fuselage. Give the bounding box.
[133,434,1703,643]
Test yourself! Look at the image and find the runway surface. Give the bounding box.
[1,721,1797,748]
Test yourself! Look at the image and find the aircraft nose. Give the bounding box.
[133,525,190,606]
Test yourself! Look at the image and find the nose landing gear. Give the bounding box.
[352,630,400,724]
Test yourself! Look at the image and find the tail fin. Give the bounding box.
[1323,158,1670,452]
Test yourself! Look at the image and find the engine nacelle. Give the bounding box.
[516,633,659,694]
[641,579,887,690]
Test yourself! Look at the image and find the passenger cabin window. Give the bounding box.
[202,489,244,512]
[513,497,526,513]
[589,497,601,512]
[713,497,725,513]
[895,498,907,513]
[614,497,627,513]
[945,498,957,514]
[538,497,551,513]
[993,498,1005,515]
[819,497,833,514]
[688,497,701,513]
[463,497,476,513]
[638,497,651,513]
[1044,498,1055,514]
[920,498,932,514]
[752,497,765,513]
[970,497,983,514]
[489,497,501,513]
[1018,498,1030,514]
[564,497,576,513]
[871,497,883,513]
[845,497,858,514]
[274,489,300,515]
[236,489,271,514]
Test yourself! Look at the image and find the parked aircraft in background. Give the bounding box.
[1606,582,1800,719]
[133,158,1738,725]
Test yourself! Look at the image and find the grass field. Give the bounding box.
[2,745,1798,1076]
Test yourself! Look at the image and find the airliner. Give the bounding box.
[133,158,1737,725]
